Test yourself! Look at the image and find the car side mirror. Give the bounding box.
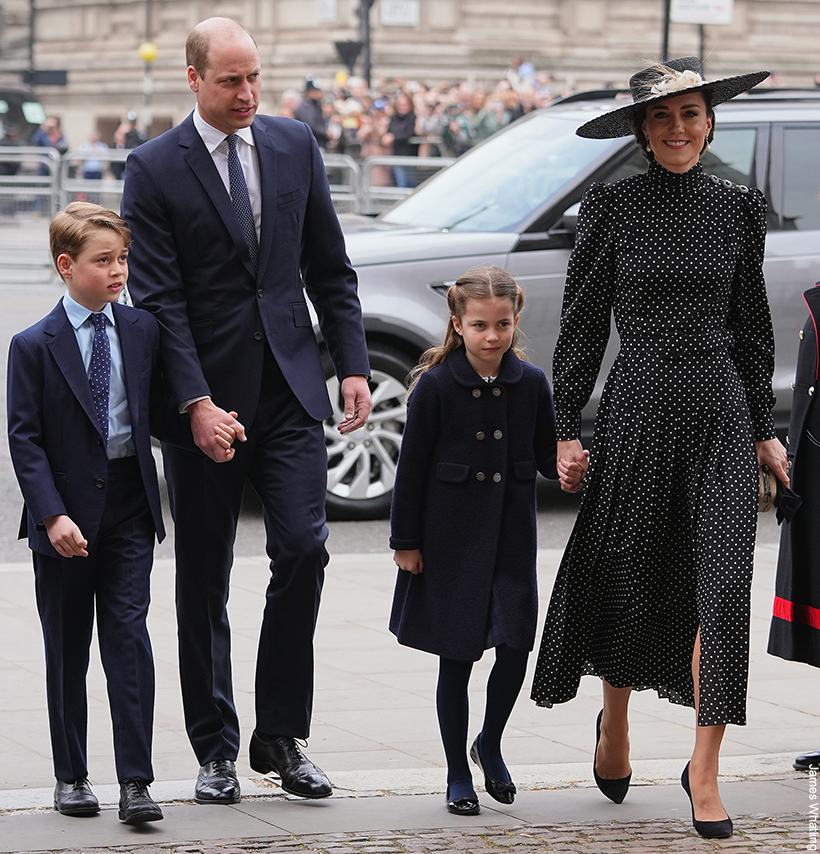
[560,202,581,235]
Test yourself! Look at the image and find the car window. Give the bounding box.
[600,128,757,186]
[380,113,621,232]
[781,126,820,231]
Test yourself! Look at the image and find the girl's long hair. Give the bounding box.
[406,265,526,397]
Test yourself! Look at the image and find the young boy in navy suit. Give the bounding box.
[6,202,167,823]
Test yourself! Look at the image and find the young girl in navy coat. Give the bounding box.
[390,266,574,815]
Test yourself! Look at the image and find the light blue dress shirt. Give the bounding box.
[62,293,135,459]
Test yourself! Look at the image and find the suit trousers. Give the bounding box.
[33,456,156,783]
[163,346,329,765]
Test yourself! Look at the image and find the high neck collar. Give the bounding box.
[647,158,705,192]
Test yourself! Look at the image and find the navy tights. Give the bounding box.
[436,644,529,800]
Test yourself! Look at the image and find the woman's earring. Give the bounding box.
[645,136,651,151]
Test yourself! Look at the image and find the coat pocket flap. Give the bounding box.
[436,462,470,483]
[513,460,537,480]
[292,303,312,328]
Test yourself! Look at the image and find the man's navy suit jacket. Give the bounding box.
[7,300,165,557]
[120,112,370,445]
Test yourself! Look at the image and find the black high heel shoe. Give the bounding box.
[469,735,516,804]
[593,709,631,804]
[680,762,733,839]
[445,785,480,816]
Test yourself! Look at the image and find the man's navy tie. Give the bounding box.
[89,312,111,447]
[226,134,258,270]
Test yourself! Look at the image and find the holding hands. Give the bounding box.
[557,439,589,493]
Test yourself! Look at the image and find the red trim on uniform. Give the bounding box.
[809,285,820,381]
[774,595,820,630]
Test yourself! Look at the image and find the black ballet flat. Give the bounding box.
[445,785,480,816]
[469,735,516,804]
[593,709,631,804]
[681,761,733,839]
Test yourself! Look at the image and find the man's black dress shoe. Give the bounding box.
[446,785,480,816]
[195,759,241,804]
[118,779,164,824]
[795,750,820,771]
[249,732,332,798]
[681,762,733,839]
[469,735,515,804]
[53,778,100,816]
[593,709,631,804]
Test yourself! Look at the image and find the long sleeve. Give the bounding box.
[388,371,440,551]
[551,182,617,440]
[727,186,776,440]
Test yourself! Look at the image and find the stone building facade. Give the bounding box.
[0,0,819,147]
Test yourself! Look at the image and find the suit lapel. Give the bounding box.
[179,114,258,279]
[113,304,144,435]
[253,118,277,282]
[45,302,102,439]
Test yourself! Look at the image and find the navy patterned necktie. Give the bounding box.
[89,312,111,446]
[226,134,258,270]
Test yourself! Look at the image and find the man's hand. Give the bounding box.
[44,515,88,558]
[188,399,246,462]
[338,375,373,434]
[394,548,424,574]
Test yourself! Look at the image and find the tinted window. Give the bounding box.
[781,127,820,231]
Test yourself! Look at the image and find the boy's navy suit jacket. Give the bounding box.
[7,299,165,558]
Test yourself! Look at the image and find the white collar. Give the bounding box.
[193,107,256,154]
[62,292,116,330]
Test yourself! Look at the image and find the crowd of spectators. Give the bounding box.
[276,59,561,185]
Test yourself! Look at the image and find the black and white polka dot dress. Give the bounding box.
[531,159,776,727]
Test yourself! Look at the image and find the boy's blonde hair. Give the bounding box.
[407,265,526,396]
[50,202,131,278]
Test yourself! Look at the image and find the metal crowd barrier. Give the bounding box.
[360,155,455,213]
[0,147,454,277]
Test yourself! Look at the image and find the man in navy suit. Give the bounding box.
[7,202,165,824]
[120,17,372,803]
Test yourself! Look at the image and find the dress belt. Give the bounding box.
[619,328,734,358]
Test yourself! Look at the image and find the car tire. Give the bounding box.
[324,344,416,520]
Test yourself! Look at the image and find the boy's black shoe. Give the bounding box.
[195,759,241,803]
[54,778,100,816]
[118,779,163,824]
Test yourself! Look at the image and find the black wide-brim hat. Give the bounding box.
[576,56,769,139]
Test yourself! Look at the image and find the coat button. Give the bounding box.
[792,383,796,390]
[493,472,502,482]
[492,387,501,397]
[472,389,481,398]
[476,431,485,440]
[257,289,264,298]
[95,478,105,489]
[810,386,815,396]
[254,331,263,340]
[493,430,503,439]
[799,330,804,339]
[476,471,486,481]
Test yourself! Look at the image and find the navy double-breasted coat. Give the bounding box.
[389,347,557,661]
[769,283,820,666]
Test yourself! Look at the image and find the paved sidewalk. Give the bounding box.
[0,546,814,852]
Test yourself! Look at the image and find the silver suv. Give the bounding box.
[325,90,820,519]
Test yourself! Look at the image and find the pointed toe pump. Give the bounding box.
[680,762,733,839]
[593,709,631,804]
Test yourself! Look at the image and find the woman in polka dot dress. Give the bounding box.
[530,58,789,839]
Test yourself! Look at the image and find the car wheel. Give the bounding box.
[324,345,416,520]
